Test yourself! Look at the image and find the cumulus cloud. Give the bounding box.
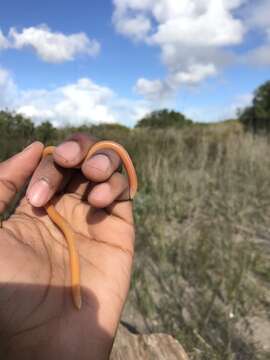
[135,78,170,100]
[17,78,118,125]
[113,0,246,99]
[0,67,150,126]
[135,63,217,100]
[149,1,244,48]
[0,25,100,62]
[170,63,217,86]
[9,25,100,63]
[113,14,151,41]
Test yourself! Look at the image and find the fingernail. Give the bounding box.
[87,154,110,174]
[27,179,51,207]
[55,141,81,162]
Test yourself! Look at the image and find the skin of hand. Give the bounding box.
[0,133,135,360]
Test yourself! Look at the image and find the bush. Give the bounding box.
[239,81,270,133]
[0,111,35,160]
[136,109,193,129]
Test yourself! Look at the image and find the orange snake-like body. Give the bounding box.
[42,141,138,310]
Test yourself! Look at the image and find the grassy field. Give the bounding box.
[1,118,270,359]
[114,123,270,359]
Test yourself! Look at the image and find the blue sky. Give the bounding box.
[0,0,269,126]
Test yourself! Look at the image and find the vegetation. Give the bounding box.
[239,81,270,133]
[0,80,270,359]
[128,125,270,360]
[136,109,193,129]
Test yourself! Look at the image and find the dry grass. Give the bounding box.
[121,125,270,360]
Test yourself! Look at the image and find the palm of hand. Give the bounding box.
[0,186,134,359]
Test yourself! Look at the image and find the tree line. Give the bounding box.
[0,79,269,158]
[238,80,270,133]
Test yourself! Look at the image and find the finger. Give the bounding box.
[106,200,134,226]
[26,154,73,207]
[81,148,122,183]
[88,172,129,208]
[53,133,99,168]
[0,142,44,214]
[64,147,122,199]
[26,132,98,207]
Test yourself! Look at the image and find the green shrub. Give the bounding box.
[136,109,193,129]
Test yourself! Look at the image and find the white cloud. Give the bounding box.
[113,0,246,99]
[113,0,246,46]
[113,14,151,41]
[17,78,117,125]
[135,63,217,100]
[9,25,100,63]
[150,1,244,48]
[17,105,54,120]
[0,25,100,63]
[170,63,217,85]
[0,67,150,127]
[135,78,170,100]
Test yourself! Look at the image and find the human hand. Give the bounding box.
[0,134,135,360]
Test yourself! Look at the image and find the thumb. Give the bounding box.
[0,142,44,214]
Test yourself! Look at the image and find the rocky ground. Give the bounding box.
[111,324,189,360]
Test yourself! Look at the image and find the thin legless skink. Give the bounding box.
[42,141,138,309]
